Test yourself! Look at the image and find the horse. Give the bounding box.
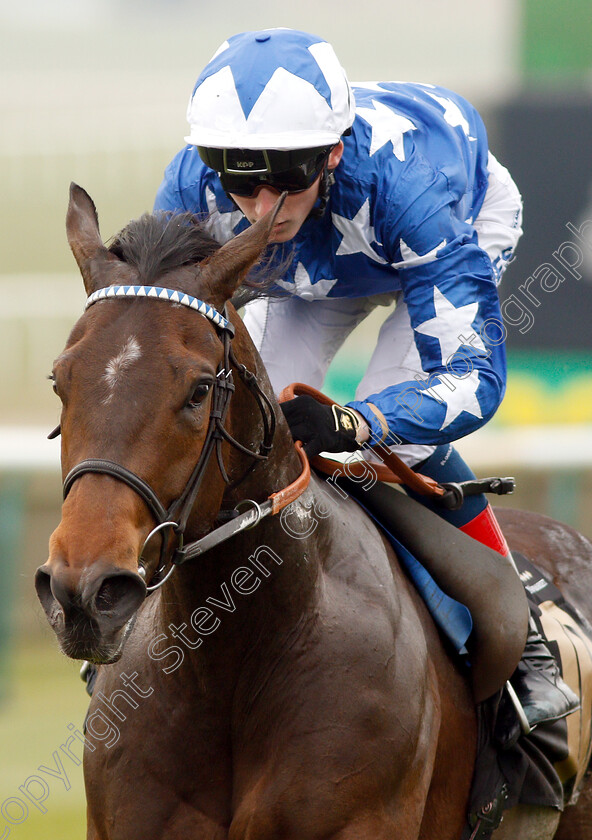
[35,183,592,839]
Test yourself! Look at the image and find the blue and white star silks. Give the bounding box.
[425,91,474,139]
[356,99,417,160]
[203,185,244,243]
[392,237,446,269]
[276,263,338,300]
[332,199,387,263]
[415,286,487,363]
[428,370,483,430]
[155,76,511,447]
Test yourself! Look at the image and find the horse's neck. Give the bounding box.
[158,323,326,674]
[160,396,321,648]
[157,487,323,699]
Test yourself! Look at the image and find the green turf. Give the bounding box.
[0,637,88,839]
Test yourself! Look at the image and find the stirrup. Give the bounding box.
[505,680,532,735]
[503,605,580,737]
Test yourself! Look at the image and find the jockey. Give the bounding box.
[154,28,578,732]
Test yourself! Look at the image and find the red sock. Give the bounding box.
[459,504,510,557]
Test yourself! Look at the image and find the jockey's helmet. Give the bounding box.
[185,29,355,152]
[185,29,354,202]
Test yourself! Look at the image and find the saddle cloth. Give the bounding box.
[346,491,474,654]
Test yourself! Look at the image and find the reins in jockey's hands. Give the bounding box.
[280,395,368,458]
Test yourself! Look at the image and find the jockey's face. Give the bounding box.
[229,142,343,243]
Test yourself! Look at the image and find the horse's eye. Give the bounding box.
[48,373,59,396]
[186,381,212,409]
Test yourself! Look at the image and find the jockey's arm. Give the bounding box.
[346,178,506,449]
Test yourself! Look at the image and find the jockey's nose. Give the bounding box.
[254,185,282,217]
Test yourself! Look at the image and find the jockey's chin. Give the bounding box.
[229,180,322,243]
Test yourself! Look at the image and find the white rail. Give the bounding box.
[0,427,60,472]
[1,424,591,474]
[456,424,592,470]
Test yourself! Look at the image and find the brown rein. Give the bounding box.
[270,441,311,515]
[278,382,445,499]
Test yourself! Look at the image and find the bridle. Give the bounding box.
[60,284,310,592]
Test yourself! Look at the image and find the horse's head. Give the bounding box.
[36,184,284,663]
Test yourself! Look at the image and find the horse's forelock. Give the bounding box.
[107,210,291,305]
[108,212,220,287]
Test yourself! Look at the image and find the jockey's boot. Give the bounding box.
[408,445,580,733]
[511,614,581,730]
[461,504,580,731]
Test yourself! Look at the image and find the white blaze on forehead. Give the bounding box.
[103,336,142,392]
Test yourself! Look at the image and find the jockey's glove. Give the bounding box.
[280,395,365,458]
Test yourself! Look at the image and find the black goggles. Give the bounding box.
[197,145,334,197]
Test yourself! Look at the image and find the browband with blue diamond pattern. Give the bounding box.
[85,285,232,332]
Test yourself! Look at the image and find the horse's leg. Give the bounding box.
[319,658,475,840]
[553,773,592,839]
[229,674,443,840]
[228,574,461,840]
[86,819,100,840]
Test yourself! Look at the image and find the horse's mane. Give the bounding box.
[108,211,220,286]
[108,210,290,305]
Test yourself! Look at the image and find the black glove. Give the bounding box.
[280,395,364,458]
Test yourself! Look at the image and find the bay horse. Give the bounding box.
[36,184,592,839]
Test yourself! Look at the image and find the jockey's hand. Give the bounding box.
[280,395,367,458]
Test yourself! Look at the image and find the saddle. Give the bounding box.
[278,384,592,837]
[333,476,592,839]
[333,475,528,702]
[279,381,529,703]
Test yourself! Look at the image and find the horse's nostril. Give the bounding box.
[96,576,132,612]
[35,567,56,614]
[93,572,146,624]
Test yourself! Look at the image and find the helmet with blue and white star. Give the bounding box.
[184,28,355,151]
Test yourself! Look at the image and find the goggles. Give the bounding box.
[197,145,334,197]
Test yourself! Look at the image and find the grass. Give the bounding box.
[0,635,89,839]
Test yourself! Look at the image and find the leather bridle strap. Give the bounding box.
[63,458,168,522]
[61,325,239,537]
[61,311,310,579]
[166,328,236,533]
[62,441,310,569]
[172,441,310,565]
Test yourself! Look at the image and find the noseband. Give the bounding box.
[61,285,309,591]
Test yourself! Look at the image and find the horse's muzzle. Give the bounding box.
[34,560,146,663]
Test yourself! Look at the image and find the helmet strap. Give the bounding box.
[308,166,335,220]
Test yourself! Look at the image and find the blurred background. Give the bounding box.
[1,1,591,835]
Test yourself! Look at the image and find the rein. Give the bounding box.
[62,285,310,592]
[278,382,445,498]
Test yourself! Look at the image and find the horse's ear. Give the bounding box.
[199,193,286,303]
[66,183,119,294]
